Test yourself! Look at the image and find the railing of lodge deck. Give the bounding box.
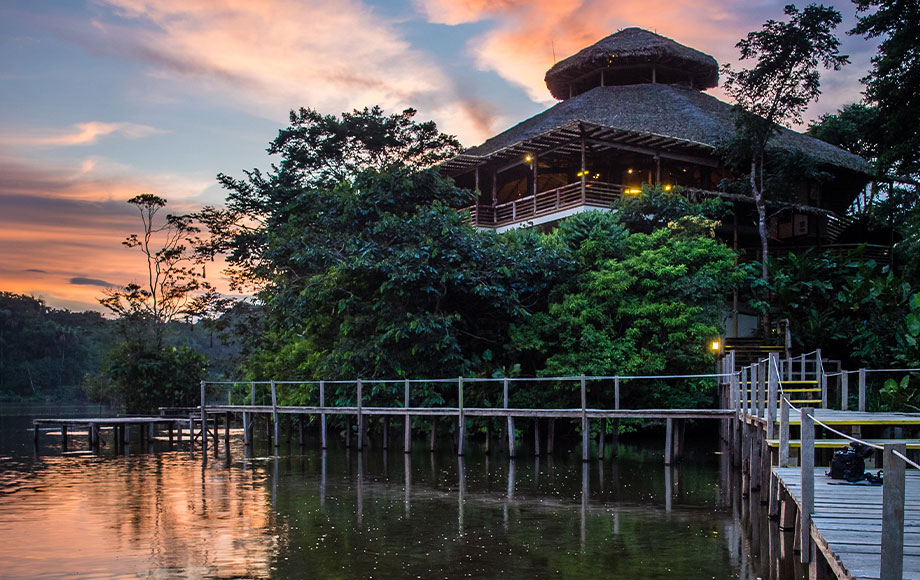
[463,181,623,228]
[721,349,920,579]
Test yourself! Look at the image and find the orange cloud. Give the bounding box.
[0,157,232,312]
[84,0,501,144]
[418,0,761,104]
[0,121,166,147]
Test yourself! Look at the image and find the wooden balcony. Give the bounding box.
[463,181,624,229]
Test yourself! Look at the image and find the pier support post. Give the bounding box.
[429,418,436,452]
[779,393,790,467]
[799,407,815,564]
[505,379,515,458]
[320,380,327,449]
[665,418,673,465]
[33,422,40,447]
[881,443,906,580]
[457,377,465,456]
[357,379,364,452]
[225,412,231,456]
[271,380,280,449]
[404,379,411,454]
[581,375,589,462]
[61,425,68,451]
[200,380,208,453]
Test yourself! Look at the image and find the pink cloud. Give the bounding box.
[417,0,871,124]
[82,0,501,144]
[0,121,166,147]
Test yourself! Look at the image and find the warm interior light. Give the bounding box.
[626,188,641,195]
[627,168,634,174]
[710,340,721,352]
[663,184,672,191]
[525,154,533,162]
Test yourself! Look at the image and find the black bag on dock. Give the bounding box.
[827,442,874,482]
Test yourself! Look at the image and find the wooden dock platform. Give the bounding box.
[33,416,191,450]
[774,467,920,580]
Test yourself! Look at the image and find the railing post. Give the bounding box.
[404,379,411,454]
[242,382,250,446]
[817,349,826,408]
[581,375,589,462]
[767,353,778,439]
[504,378,515,458]
[356,378,364,452]
[858,368,867,412]
[800,354,806,381]
[751,364,760,419]
[799,407,815,564]
[270,380,279,449]
[741,367,749,418]
[779,392,790,467]
[457,376,465,457]
[841,372,849,411]
[200,380,208,454]
[881,443,906,580]
[320,380,327,449]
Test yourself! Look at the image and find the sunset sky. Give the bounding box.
[1,0,878,312]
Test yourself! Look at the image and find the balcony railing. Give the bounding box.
[463,181,624,229]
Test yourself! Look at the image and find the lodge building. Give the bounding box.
[439,28,872,253]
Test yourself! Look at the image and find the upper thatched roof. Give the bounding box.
[451,84,869,174]
[545,28,720,100]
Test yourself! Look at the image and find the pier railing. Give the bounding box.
[462,181,623,228]
[721,349,920,579]
[196,373,731,462]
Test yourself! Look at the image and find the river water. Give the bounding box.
[0,405,796,579]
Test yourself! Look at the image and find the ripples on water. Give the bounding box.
[0,412,772,579]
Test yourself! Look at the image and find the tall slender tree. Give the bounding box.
[852,0,920,176]
[722,3,849,283]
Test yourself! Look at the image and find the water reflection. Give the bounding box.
[0,422,801,580]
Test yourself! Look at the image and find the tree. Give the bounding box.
[721,3,849,283]
[852,0,920,175]
[807,103,880,161]
[244,166,564,405]
[511,209,740,409]
[100,194,213,347]
[194,106,463,292]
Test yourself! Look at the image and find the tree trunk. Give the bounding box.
[752,158,771,339]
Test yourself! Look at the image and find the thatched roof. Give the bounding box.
[545,28,719,100]
[449,84,869,175]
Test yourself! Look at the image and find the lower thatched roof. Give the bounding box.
[450,84,869,175]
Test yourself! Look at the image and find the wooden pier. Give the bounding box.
[33,415,198,451]
[724,350,920,580]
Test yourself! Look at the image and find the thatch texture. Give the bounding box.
[545,28,719,99]
[463,84,869,174]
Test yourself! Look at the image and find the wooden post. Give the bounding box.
[429,418,436,452]
[242,382,251,446]
[269,380,279,448]
[547,418,555,455]
[505,378,515,458]
[382,417,389,450]
[188,417,194,451]
[741,367,749,417]
[881,443,906,580]
[858,369,867,412]
[800,354,806,381]
[817,349,826,408]
[580,138,586,200]
[404,379,411,454]
[177,421,182,444]
[581,376,589,462]
[457,377,465,456]
[767,353,778,439]
[751,364,760,419]
[61,425,68,451]
[597,420,604,459]
[665,418,673,465]
[779,393,790,467]
[357,379,364,452]
[840,372,849,411]
[213,415,220,458]
[225,413,232,456]
[799,407,815,564]
[533,418,541,456]
[320,380,327,449]
[299,416,305,447]
[200,380,208,453]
